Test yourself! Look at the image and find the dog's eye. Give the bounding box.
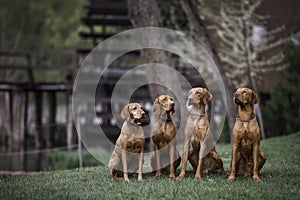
[132,106,137,110]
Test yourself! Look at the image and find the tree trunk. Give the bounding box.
[180,0,236,133]
[243,17,266,139]
[127,0,185,125]
[127,0,172,98]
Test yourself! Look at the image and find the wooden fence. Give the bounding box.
[0,49,76,153]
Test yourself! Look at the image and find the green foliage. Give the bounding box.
[262,44,300,137]
[0,0,86,49]
[157,0,189,31]
[1,133,300,200]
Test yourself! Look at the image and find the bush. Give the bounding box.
[262,44,300,137]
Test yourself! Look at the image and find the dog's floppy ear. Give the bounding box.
[170,105,175,114]
[203,89,213,105]
[187,89,193,106]
[152,98,161,114]
[121,105,130,120]
[252,91,259,105]
[233,92,237,107]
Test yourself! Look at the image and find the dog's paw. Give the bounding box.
[227,175,235,181]
[176,173,185,180]
[154,173,161,178]
[169,175,175,180]
[138,177,142,181]
[252,175,261,182]
[194,174,202,180]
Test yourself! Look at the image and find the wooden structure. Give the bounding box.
[0,49,76,153]
[0,0,201,171]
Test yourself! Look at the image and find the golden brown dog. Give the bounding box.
[177,87,225,180]
[228,88,266,182]
[108,103,146,182]
[150,95,181,179]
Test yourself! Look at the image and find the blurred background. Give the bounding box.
[0,0,299,173]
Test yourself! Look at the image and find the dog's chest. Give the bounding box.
[156,122,176,138]
[125,137,145,153]
[189,117,209,139]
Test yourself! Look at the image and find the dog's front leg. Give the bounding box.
[138,149,144,181]
[228,142,238,181]
[211,151,226,175]
[177,134,190,179]
[154,144,161,178]
[121,150,129,182]
[195,142,205,180]
[169,141,175,180]
[252,143,261,182]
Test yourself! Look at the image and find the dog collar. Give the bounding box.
[236,115,256,123]
[189,111,208,117]
[151,111,172,122]
[126,120,142,127]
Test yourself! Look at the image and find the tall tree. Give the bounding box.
[203,0,287,139]
[180,0,236,133]
[127,0,185,124]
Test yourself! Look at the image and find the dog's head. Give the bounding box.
[152,95,175,114]
[188,87,212,105]
[121,103,146,125]
[233,88,259,106]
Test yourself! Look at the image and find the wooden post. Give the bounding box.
[12,91,26,151]
[66,90,73,150]
[0,92,12,151]
[34,91,43,149]
[8,90,13,152]
[11,91,26,171]
[23,91,29,170]
[46,91,56,148]
[76,118,83,168]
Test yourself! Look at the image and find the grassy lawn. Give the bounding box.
[1,133,299,200]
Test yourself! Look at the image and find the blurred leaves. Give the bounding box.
[0,0,86,49]
[262,44,300,136]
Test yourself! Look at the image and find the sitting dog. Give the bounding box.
[150,95,181,179]
[177,87,225,180]
[108,103,146,182]
[228,88,266,182]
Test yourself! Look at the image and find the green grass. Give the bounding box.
[1,133,300,200]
